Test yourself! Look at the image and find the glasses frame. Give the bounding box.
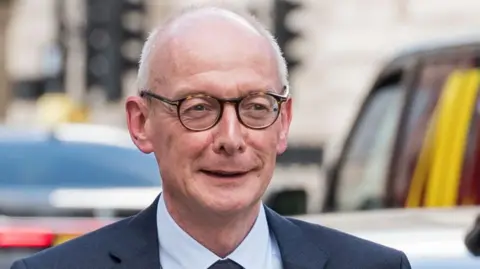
[139,86,290,131]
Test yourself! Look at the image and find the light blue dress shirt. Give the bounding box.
[156,193,283,269]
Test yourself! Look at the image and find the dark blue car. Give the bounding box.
[0,124,164,268]
[0,124,162,218]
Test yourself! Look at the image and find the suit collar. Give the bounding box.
[107,195,329,269]
[265,206,329,269]
[108,195,161,269]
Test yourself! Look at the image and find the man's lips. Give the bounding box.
[200,169,250,178]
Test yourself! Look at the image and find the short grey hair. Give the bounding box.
[136,4,289,93]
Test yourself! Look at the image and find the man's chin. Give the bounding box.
[191,176,263,215]
[200,194,259,217]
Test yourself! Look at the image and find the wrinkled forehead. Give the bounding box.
[147,12,280,96]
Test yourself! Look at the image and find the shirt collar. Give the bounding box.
[156,193,272,269]
[228,202,272,268]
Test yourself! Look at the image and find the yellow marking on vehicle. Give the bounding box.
[425,70,480,206]
[407,69,480,208]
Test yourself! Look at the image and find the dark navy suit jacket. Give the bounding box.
[10,196,411,269]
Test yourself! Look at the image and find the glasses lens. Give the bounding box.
[239,94,280,128]
[179,96,221,130]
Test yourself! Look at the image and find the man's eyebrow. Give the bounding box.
[174,86,278,99]
[173,89,210,99]
[179,88,262,97]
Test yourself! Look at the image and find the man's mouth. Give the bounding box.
[200,170,249,178]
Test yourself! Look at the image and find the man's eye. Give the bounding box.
[191,104,207,111]
[245,103,269,111]
[254,104,269,110]
[182,103,214,114]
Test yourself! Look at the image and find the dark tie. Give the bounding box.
[208,259,244,269]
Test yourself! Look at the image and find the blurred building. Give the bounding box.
[0,0,13,122]
[4,0,480,147]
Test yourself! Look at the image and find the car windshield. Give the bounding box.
[0,141,161,188]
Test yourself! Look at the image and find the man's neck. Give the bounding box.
[163,192,261,258]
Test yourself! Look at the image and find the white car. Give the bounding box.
[297,207,480,268]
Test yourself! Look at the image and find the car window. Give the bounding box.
[334,84,404,211]
[0,142,161,188]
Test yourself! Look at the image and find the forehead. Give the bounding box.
[148,14,279,97]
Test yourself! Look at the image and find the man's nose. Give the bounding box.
[212,104,246,155]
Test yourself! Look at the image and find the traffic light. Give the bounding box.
[119,0,147,74]
[46,0,67,94]
[85,0,146,102]
[85,0,121,101]
[273,0,302,74]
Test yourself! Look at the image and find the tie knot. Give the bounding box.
[208,258,244,269]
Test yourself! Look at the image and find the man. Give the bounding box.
[11,5,411,269]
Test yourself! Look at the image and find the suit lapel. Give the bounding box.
[109,195,161,269]
[265,206,329,269]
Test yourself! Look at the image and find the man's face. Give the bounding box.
[126,18,292,215]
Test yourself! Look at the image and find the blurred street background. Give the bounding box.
[1,0,480,268]
[2,0,480,142]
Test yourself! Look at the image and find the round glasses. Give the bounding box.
[140,87,289,131]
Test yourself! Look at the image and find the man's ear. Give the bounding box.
[277,98,292,155]
[125,96,154,154]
